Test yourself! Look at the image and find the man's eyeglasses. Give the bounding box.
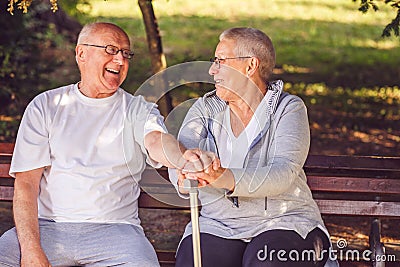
[210,56,252,69]
[81,44,134,59]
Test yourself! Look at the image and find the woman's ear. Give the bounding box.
[247,57,260,77]
[246,66,251,78]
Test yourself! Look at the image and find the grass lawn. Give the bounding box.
[79,0,399,87]
[1,0,399,155]
[66,0,400,157]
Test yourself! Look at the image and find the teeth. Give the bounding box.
[106,68,120,74]
[215,79,222,84]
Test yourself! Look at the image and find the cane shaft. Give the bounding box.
[184,179,202,267]
[189,191,201,267]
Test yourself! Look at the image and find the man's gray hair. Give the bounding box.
[77,22,130,45]
[219,27,275,81]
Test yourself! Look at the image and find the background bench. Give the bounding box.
[1,143,399,266]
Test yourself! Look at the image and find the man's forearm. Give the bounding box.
[13,169,44,256]
[145,131,186,168]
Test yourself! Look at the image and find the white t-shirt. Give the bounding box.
[218,91,271,168]
[10,84,167,226]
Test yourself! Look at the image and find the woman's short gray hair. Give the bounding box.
[219,27,275,81]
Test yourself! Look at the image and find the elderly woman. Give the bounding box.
[170,27,338,267]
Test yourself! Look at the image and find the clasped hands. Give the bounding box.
[176,149,233,193]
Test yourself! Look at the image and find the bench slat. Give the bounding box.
[0,186,13,201]
[140,174,400,197]
[139,192,189,209]
[0,143,14,156]
[0,163,11,178]
[315,199,400,217]
[305,154,400,171]
[4,185,400,217]
[307,175,400,194]
[156,250,176,264]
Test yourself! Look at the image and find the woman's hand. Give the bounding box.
[177,151,220,194]
[184,166,235,192]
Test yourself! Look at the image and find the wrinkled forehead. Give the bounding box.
[97,31,130,48]
[215,38,236,56]
[81,25,131,48]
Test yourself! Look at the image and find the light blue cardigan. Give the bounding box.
[169,80,338,266]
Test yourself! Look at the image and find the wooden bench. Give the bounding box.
[1,142,399,266]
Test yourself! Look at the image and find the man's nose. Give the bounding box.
[113,51,125,64]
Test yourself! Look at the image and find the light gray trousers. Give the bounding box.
[0,219,159,267]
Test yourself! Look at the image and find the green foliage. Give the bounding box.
[357,0,379,12]
[0,1,66,141]
[58,0,91,21]
[382,8,400,37]
[0,119,20,142]
[354,0,400,36]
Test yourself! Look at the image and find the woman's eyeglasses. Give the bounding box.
[209,56,252,69]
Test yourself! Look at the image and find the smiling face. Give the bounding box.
[209,39,251,102]
[76,24,131,98]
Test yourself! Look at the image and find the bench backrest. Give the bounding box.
[1,143,400,217]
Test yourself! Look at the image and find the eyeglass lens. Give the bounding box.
[210,57,220,68]
[105,45,134,59]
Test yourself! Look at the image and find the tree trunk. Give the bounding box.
[138,0,173,116]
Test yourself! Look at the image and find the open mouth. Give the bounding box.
[105,68,120,74]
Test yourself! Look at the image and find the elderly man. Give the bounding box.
[0,22,214,267]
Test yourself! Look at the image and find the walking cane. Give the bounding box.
[183,179,202,267]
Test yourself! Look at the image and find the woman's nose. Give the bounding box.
[209,62,218,76]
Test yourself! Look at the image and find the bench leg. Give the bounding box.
[369,218,385,267]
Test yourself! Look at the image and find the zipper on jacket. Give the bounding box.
[264,197,268,215]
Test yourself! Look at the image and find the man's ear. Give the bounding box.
[76,45,85,62]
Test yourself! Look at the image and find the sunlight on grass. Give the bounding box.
[89,0,396,25]
[351,39,399,50]
[285,83,400,122]
[86,0,399,68]
[89,0,140,17]
[286,83,400,102]
[82,0,400,106]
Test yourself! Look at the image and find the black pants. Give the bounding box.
[176,228,330,267]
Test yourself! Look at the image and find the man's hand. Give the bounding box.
[145,132,221,171]
[176,149,221,194]
[21,247,51,267]
[179,149,220,173]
